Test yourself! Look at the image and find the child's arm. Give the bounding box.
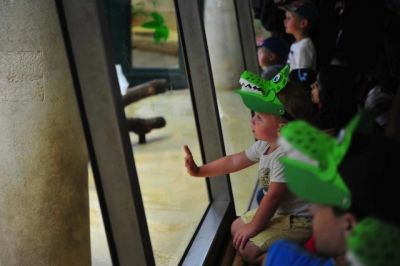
[183,145,255,177]
[233,182,288,250]
[251,182,288,230]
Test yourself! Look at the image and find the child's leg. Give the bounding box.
[238,241,264,264]
[230,216,244,235]
[232,211,312,264]
[231,217,264,264]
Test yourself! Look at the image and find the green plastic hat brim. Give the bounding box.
[347,217,400,266]
[277,114,364,210]
[235,89,285,115]
[281,157,351,209]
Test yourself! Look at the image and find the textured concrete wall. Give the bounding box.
[0,1,90,265]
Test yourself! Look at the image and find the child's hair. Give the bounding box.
[282,0,318,36]
[317,65,358,131]
[277,81,314,122]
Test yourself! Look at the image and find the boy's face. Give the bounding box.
[310,204,349,257]
[250,112,282,142]
[310,80,320,104]
[284,11,306,36]
[257,47,276,68]
[257,47,269,68]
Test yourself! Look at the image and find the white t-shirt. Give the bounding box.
[287,37,316,71]
[245,140,311,217]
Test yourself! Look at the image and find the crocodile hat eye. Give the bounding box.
[272,74,281,83]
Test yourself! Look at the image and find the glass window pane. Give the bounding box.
[125,89,208,265]
[124,1,209,265]
[203,0,258,215]
[131,0,179,68]
[253,19,271,45]
[101,0,210,263]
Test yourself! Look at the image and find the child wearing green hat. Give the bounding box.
[264,113,400,266]
[184,65,314,264]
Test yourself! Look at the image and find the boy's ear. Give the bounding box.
[342,213,357,234]
[269,53,277,61]
[278,121,287,132]
[300,19,309,29]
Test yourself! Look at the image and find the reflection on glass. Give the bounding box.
[93,0,207,264]
[124,1,209,264]
[253,19,270,45]
[131,0,179,68]
[203,0,258,215]
[124,88,208,265]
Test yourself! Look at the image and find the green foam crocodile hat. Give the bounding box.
[278,113,363,209]
[346,217,400,266]
[235,65,290,115]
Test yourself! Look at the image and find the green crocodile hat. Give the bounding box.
[346,217,400,266]
[235,65,290,115]
[278,113,362,209]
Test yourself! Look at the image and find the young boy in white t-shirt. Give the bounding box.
[183,66,313,264]
[282,0,318,71]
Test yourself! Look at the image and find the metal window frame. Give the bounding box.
[56,0,259,264]
[233,0,260,74]
[233,0,262,212]
[174,0,236,265]
[55,1,154,265]
[176,0,262,264]
[104,0,188,88]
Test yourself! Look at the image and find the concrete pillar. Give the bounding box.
[204,0,244,91]
[0,1,90,265]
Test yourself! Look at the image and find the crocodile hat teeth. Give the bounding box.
[239,79,263,95]
[235,65,289,115]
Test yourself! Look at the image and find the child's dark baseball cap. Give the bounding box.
[289,68,316,91]
[258,36,289,59]
[281,0,318,26]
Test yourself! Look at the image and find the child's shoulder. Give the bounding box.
[265,144,287,160]
[251,140,269,152]
[249,141,287,158]
[272,145,287,158]
[294,37,314,46]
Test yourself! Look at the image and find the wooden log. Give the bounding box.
[122,79,168,107]
[133,41,179,55]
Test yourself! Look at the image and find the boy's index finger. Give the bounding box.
[183,145,192,157]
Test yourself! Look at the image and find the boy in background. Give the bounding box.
[257,36,289,79]
[282,0,318,71]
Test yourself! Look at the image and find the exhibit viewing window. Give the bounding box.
[58,0,260,264]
